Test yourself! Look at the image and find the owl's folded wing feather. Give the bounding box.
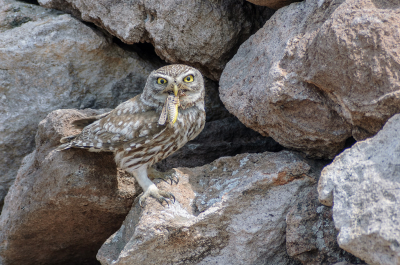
[56,96,167,152]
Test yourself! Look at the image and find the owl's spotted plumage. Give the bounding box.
[57,65,206,205]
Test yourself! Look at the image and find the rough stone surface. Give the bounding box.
[0,109,139,265]
[286,188,366,265]
[318,114,400,265]
[155,116,283,171]
[97,150,323,265]
[246,0,300,10]
[220,0,400,158]
[289,0,400,141]
[37,0,274,80]
[0,0,162,211]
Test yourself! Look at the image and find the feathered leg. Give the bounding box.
[132,165,175,207]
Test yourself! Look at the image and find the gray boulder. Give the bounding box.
[37,0,274,80]
[0,109,138,265]
[220,0,400,158]
[318,114,400,265]
[97,151,319,265]
[0,0,162,211]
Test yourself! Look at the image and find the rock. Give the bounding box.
[97,150,321,265]
[318,114,400,265]
[286,188,366,265]
[0,0,162,212]
[0,109,139,265]
[220,0,400,158]
[155,116,283,171]
[288,0,400,141]
[37,0,274,80]
[246,0,299,10]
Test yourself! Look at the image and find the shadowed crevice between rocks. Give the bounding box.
[155,116,284,171]
[113,37,166,65]
[16,0,39,5]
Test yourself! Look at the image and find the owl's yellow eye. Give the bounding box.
[157,78,167,85]
[183,75,194,83]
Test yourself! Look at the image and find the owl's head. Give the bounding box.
[141,64,205,110]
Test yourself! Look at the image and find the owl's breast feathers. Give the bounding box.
[56,95,205,159]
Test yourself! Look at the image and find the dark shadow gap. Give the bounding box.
[112,37,166,65]
[17,0,39,5]
[344,136,357,150]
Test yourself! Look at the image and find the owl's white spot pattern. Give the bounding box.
[139,130,149,137]
[148,146,161,153]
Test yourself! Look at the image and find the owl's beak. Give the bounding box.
[173,84,178,97]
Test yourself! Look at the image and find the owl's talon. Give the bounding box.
[138,185,175,207]
[172,174,179,185]
[157,197,169,206]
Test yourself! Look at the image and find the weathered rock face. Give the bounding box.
[0,109,139,265]
[97,150,322,265]
[286,188,366,265]
[37,0,274,80]
[220,0,400,159]
[318,114,400,265]
[246,0,300,10]
[0,0,162,211]
[288,0,400,141]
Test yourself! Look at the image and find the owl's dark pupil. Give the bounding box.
[186,77,190,81]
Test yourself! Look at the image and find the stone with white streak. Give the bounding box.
[97,150,322,265]
[318,114,400,265]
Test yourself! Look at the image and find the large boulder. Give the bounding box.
[0,107,284,264]
[0,109,138,265]
[220,0,400,158]
[0,0,162,211]
[37,0,274,80]
[318,114,400,265]
[97,150,323,264]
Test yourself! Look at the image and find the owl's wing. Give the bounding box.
[58,96,167,152]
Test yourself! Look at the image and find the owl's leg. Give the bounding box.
[147,167,179,185]
[132,165,175,207]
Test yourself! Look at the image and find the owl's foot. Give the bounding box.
[139,184,175,207]
[148,168,179,185]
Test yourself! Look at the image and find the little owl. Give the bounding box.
[57,64,206,206]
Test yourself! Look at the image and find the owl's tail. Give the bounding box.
[55,135,78,151]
